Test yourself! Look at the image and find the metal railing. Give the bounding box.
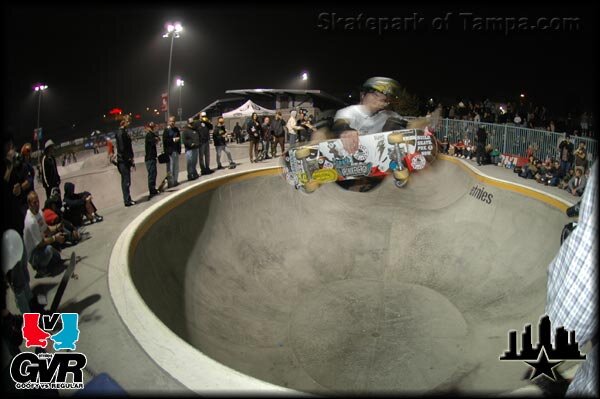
[437,119,597,166]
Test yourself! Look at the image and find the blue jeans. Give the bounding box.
[216,146,234,166]
[199,143,210,172]
[145,159,157,192]
[117,161,132,203]
[168,152,179,186]
[289,133,297,147]
[186,149,199,179]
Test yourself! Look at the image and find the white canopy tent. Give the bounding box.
[221,99,275,118]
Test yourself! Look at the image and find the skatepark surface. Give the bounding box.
[4,143,580,396]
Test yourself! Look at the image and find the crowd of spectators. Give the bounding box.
[440,128,591,198]
[2,132,102,322]
[435,99,594,138]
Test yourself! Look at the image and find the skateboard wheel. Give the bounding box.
[395,178,409,188]
[294,147,312,159]
[304,180,320,193]
[393,169,409,180]
[388,133,405,144]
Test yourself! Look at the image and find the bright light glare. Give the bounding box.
[174,23,182,32]
[301,72,308,81]
[177,79,184,86]
[167,24,175,32]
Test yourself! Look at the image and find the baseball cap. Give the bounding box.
[44,139,55,150]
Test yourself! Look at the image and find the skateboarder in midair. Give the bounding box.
[331,77,409,191]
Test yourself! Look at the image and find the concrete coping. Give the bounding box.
[108,158,573,395]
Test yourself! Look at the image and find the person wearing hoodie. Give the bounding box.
[181,118,200,180]
[41,139,60,200]
[62,182,103,227]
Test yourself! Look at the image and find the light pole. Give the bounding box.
[176,78,184,122]
[163,22,183,122]
[301,71,308,90]
[33,84,48,153]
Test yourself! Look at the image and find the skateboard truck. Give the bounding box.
[388,132,410,188]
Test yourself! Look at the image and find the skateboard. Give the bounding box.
[49,252,78,314]
[281,128,438,193]
[157,176,169,192]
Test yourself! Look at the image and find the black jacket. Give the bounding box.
[116,127,134,165]
[270,118,285,137]
[63,182,91,227]
[145,131,158,161]
[162,126,182,154]
[41,153,60,189]
[476,129,487,145]
[194,121,211,144]
[246,120,261,141]
[559,140,575,163]
[213,125,227,146]
[182,127,200,150]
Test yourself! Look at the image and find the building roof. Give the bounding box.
[225,89,347,110]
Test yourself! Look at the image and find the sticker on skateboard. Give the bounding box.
[281,128,437,193]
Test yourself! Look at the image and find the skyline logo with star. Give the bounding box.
[499,315,586,381]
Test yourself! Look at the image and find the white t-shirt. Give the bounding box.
[286,116,298,135]
[334,105,402,135]
[24,209,47,261]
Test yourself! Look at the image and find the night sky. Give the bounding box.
[4,2,598,145]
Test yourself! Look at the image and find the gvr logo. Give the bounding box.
[10,313,87,389]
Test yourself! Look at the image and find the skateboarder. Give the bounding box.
[331,76,408,191]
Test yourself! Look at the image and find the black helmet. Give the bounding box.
[361,77,401,100]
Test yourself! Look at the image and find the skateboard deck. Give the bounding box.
[50,252,77,314]
[282,128,438,192]
[157,177,168,192]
